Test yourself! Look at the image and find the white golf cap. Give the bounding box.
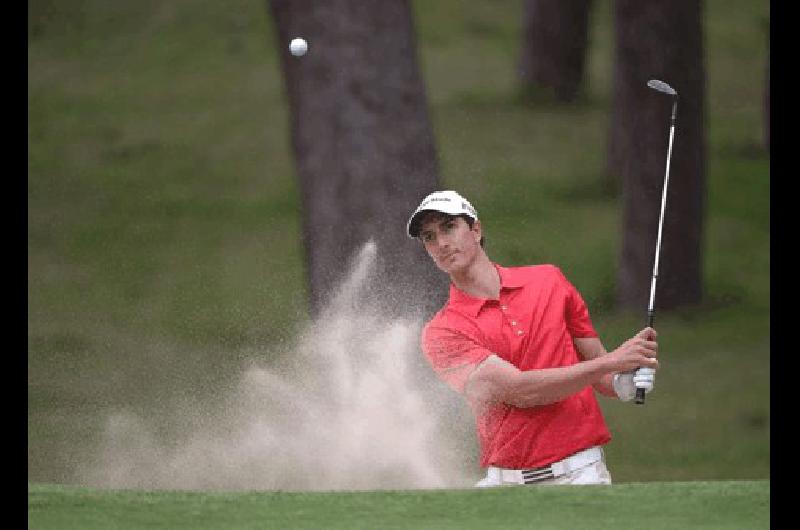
[406,190,479,238]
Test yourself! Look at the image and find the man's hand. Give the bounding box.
[610,327,658,401]
[607,327,659,373]
[613,368,656,401]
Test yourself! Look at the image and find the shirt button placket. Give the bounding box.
[501,303,523,337]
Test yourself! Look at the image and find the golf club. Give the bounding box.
[636,79,678,405]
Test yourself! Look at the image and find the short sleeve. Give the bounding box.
[421,324,493,394]
[554,267,599,338]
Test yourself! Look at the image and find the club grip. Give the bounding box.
[636,311,655,404]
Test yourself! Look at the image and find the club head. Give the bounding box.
[647,79,677,96]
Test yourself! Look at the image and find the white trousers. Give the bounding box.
[475,452,612,487]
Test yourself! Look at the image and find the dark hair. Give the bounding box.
[460,215,485,248]
[416,211,484,248]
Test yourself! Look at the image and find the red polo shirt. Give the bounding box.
[421,263,611,469]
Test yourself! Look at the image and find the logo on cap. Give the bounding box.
[419,196,452,209]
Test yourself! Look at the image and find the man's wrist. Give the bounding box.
[590,353,617,376]
[593,373,617,397]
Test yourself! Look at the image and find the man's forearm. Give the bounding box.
[501,356,614,407]
[467,332,658,408]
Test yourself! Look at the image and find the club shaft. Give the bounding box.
[647,109,676,314]
[637,98,677,405]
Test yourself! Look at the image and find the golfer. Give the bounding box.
[407,190,658,486]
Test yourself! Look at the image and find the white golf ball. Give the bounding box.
[289,38,308,57]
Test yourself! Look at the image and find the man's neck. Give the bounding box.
[450,253,501,300]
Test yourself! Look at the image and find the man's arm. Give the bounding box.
[464,354,614,408]
[558,268,617,397]
[573,337,617,397]
[465,328,658,408]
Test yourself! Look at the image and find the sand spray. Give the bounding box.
[80,241,477,490]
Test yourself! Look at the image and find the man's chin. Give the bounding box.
[436,258,463,274]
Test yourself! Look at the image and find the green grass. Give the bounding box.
[29,0,769,487]
[28,481,769,530]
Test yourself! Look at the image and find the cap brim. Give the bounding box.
[406,208,475,238]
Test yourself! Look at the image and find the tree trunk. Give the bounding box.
[611,0,706,312]
[764,38,769,152]
[269,0,447,318]
[518,0,593,102]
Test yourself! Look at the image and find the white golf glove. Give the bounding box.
[613,368,656,402]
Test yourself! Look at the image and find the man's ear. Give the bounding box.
[472,219,482,242]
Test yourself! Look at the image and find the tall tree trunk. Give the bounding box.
[764,36,769,152]
[518,0,593,102]
[269,0,447,318]
[611,0,706,312]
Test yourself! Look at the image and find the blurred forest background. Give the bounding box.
[29,0,769,486]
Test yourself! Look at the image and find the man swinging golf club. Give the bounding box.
[407,190,658,486]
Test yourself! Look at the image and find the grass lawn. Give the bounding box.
[28,480,769,530]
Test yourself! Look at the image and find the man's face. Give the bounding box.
[418,214,482,274]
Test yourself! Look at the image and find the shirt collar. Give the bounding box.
[448,263,529,317]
